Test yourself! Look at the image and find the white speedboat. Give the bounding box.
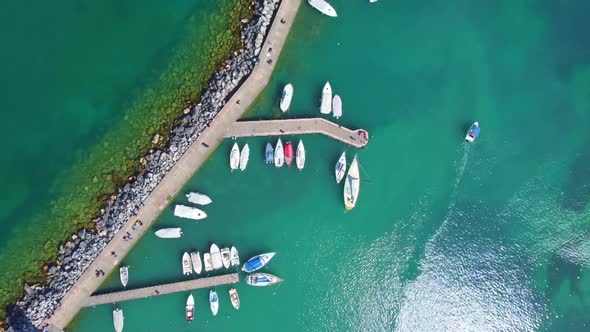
[344,155,360,210]
[155,228,183,239]
[320,81,332,114]
[174,205,207,220]
[280,83,294,112]
[246,273,284,287]
[186,192,212,205]
[182,252,192,275]
[230,143,240,171]
[332,95,342,119]
[230,246,240,266]
[370,0,378,2]
[210,243,223,270]
[209,290,219,316]
[465,121,480,142]
[335,152,347,184]
[113,308,124,332]
[296,140,305,170]
[242,252,276,273]
[308,0,337,17]
[204,253,214,272]
[229,288,240,310]
[191,251,202,274]
[221,247,231,269]
[186,294,195,322]
[239,143,250,171]
[274,138,285,167]
[119,266,128,288]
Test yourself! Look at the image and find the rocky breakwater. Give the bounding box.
[7,0,280,330]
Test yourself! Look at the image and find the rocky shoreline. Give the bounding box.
[7,0,280,330]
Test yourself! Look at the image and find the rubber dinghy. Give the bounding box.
[230,142,240,171]
[320,81,332,114]
[308,0,337,17]
[174,205,207,220]
[265,142,274,164]
[280,83,294,112]
[296,140,305,170]
[239,143,250,171]
[242,252,276,273]
[335,152,347,184]
[274,138,284,167]
[465,121,480,142]
[246,273,284,287]
[119,266,128,288]
[186,192,212,205]
[343,155,360,210]
[113,308,124,332]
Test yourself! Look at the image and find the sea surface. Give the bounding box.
[5,0,590,331]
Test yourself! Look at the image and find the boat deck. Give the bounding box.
[85,273,239,307]
[224,118,369,148]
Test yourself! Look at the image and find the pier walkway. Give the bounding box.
[43,0,302,329]
[85,274,239,307]
[225,118,369,147]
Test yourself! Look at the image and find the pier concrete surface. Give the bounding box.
[42,0,302,329]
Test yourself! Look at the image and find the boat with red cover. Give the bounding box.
[284,142,294,167]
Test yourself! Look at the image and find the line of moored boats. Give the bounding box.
[230,139,306,170]
[279,81,342,118]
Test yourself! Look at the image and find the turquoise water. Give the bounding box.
[10,0,590,330]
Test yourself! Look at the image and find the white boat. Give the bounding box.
[174,205,207,220]
[209,290,219,316]
[370,0,378,2]
[204,253,214,272]
[308,0,337,17]
[182,252,192,275]
[119,266,128,288]
[332,95,342,119]
[191,251,202,274]
[241,252,276,273]
[296,140,305,170]
[239,143,250,171]
[465,121,480,142]
[210,243,223,270]
[274,138,284,167]
[186,294,195,322]
[113,308,124,332]
[155,228,183,239]
[280,83,294,112]
[230,142,240,171]
[320,81,332,114]
[221,247,231,269]
[229,288,240,310]
[246,273,284,287]
[344,155,360,210]
[335,152,347,184]
[186,192,212,205]
[230,246,240,266]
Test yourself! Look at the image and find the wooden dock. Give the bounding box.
[84,273,239,307]
[224,118,369,148]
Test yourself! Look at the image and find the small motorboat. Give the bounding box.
[230,143,240,171]
[209,290,219,316]
[182,252,192,275]
[332,95,342,119]
[320,81,332,114]
[308,0,337,17]
[119,266,128,288]
[210,243,223,270]
[344,155,360,210]
[204,253,214,272]
[274,138,284,167]
[241,252,276,273]
[221,247,231,269]
[186,192,212,205]
[191,251,202,274]
[265,142,274,164]
[284,142,294,167]
[229,288,240,310]
[230,246,240,266]
[113,308,124,332]
[239,143,250,171]
[186,294,195,322]
[296,140,305,170]
[280,83,294,112]
[465,121,480,142]
[155,228,183,239]
[174,205,207,220]
[335,152,347,184]
[246,273,283,287]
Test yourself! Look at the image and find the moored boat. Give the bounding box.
[332,95,342,119]
[246,273,283,287]
[186,294,195,322]
[284,142,294,167]
[230,246,240,266]
[119,266,128,288]
[320,81,332,114]
[210,243,223,270]
[174,205,207,220]
[274,138,284,167]
[155,228,183,239]
[296,140,305,170]
[265,142,274,164]
[113,308,124,332]
[308,0,337,17]
[280,83,294,112]
[241,252,276,273]
[465,121,480,142]
[186,192,212,205]
[182,252,192,275]
[229,288,240,310]
[230,143,240,171]
[335,152,347,184]
[204,253,214,272]
[344,155,360,210]
[209,290,219,316]
[221,247,231,269]
[239,143,250,171]
[191,251,202,274]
